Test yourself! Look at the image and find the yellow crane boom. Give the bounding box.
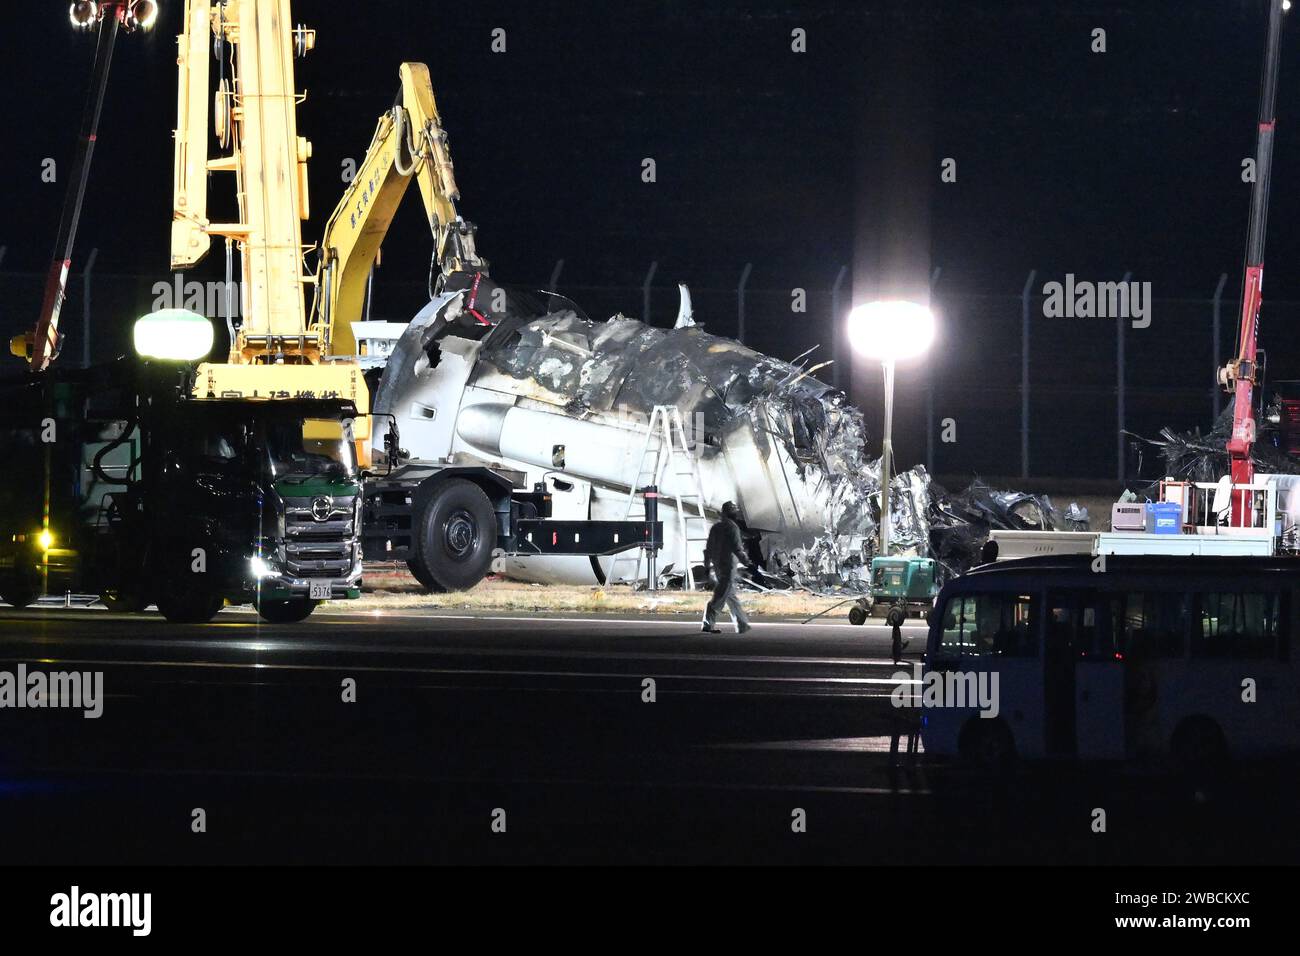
[315,63,487,359]
[170,0,368,450]
[173,0,315,361]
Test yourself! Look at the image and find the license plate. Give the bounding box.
[309,581,332,601]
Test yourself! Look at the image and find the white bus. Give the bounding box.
[920,555,1300,768]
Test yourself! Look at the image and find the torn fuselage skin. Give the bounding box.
[368,287,890,586]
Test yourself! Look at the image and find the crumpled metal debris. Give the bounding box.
[925,478,1063,581]
[484,306,1072,590]
[1063,502,1090,530]
[477,306,846,447]
[400,286,1075,592]
[470,304,880,570]
[763,457,932,590]
[1131,405,1300,484]
[765,469,1065,590]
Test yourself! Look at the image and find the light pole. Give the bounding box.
[847,300,936,558]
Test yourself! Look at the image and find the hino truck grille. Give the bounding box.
[282,495,357,578]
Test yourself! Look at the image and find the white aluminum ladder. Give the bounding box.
[605,405,710,589]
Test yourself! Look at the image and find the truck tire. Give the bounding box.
[156,581,225,624]
[254,597,318,624]
[0,580,39,610]
[411,479,496,592]
[405,558,445,593]
[848,605,868,626]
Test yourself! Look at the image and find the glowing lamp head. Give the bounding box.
[69,1,99,29]
[133,309,214,363]
[37,529,54,552]
[846,300,936,362]
[124,0,159,32]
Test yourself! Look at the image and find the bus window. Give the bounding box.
[938,593,1035,657]
[1046,601,1072,648]
[1195,592,1281,659]
[1077,595,1127,659]
[1078,604,1100,656]
[939,598,973,655]
[1045,592,1113,656]
[1118,592,1188,660]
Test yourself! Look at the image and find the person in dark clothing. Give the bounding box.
[701,501,757,634]
[886,603,908,663]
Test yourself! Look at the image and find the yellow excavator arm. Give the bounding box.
[315,63,487,359]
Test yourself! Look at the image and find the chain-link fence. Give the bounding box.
[0,256,1276,484]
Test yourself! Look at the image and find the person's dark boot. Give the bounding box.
[701,625,722,634]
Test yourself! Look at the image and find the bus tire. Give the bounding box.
[255,597,318,624]
[412,480,496,592]
[958,718,1016,771]
[848,605,868,626]
[1171,716,1228,774]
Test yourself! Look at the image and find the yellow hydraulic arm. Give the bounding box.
[315,63,487,359]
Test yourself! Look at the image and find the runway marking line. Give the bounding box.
[0,654,917,685]
[13,764,933,797]
[4,605,925,634]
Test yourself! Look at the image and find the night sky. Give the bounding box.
[1,0,1296,480]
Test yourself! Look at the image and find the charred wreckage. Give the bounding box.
[360,280,1071,593]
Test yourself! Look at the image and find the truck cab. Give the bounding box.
[0,361,363,624]
[145,398,364,622]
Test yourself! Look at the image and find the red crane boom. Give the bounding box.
[1221,0,1286,524]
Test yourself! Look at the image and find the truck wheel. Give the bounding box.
[405,558,445,593]
[156,587,225,624]
[0,580,40,610]
[254,597,318,624]
[848,605,868,626]
[412,480,496,592]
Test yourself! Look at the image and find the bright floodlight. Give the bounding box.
[126,0,159,31]
[69,1,98,29]
[846,300,935,361]
[133,309,214,362]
